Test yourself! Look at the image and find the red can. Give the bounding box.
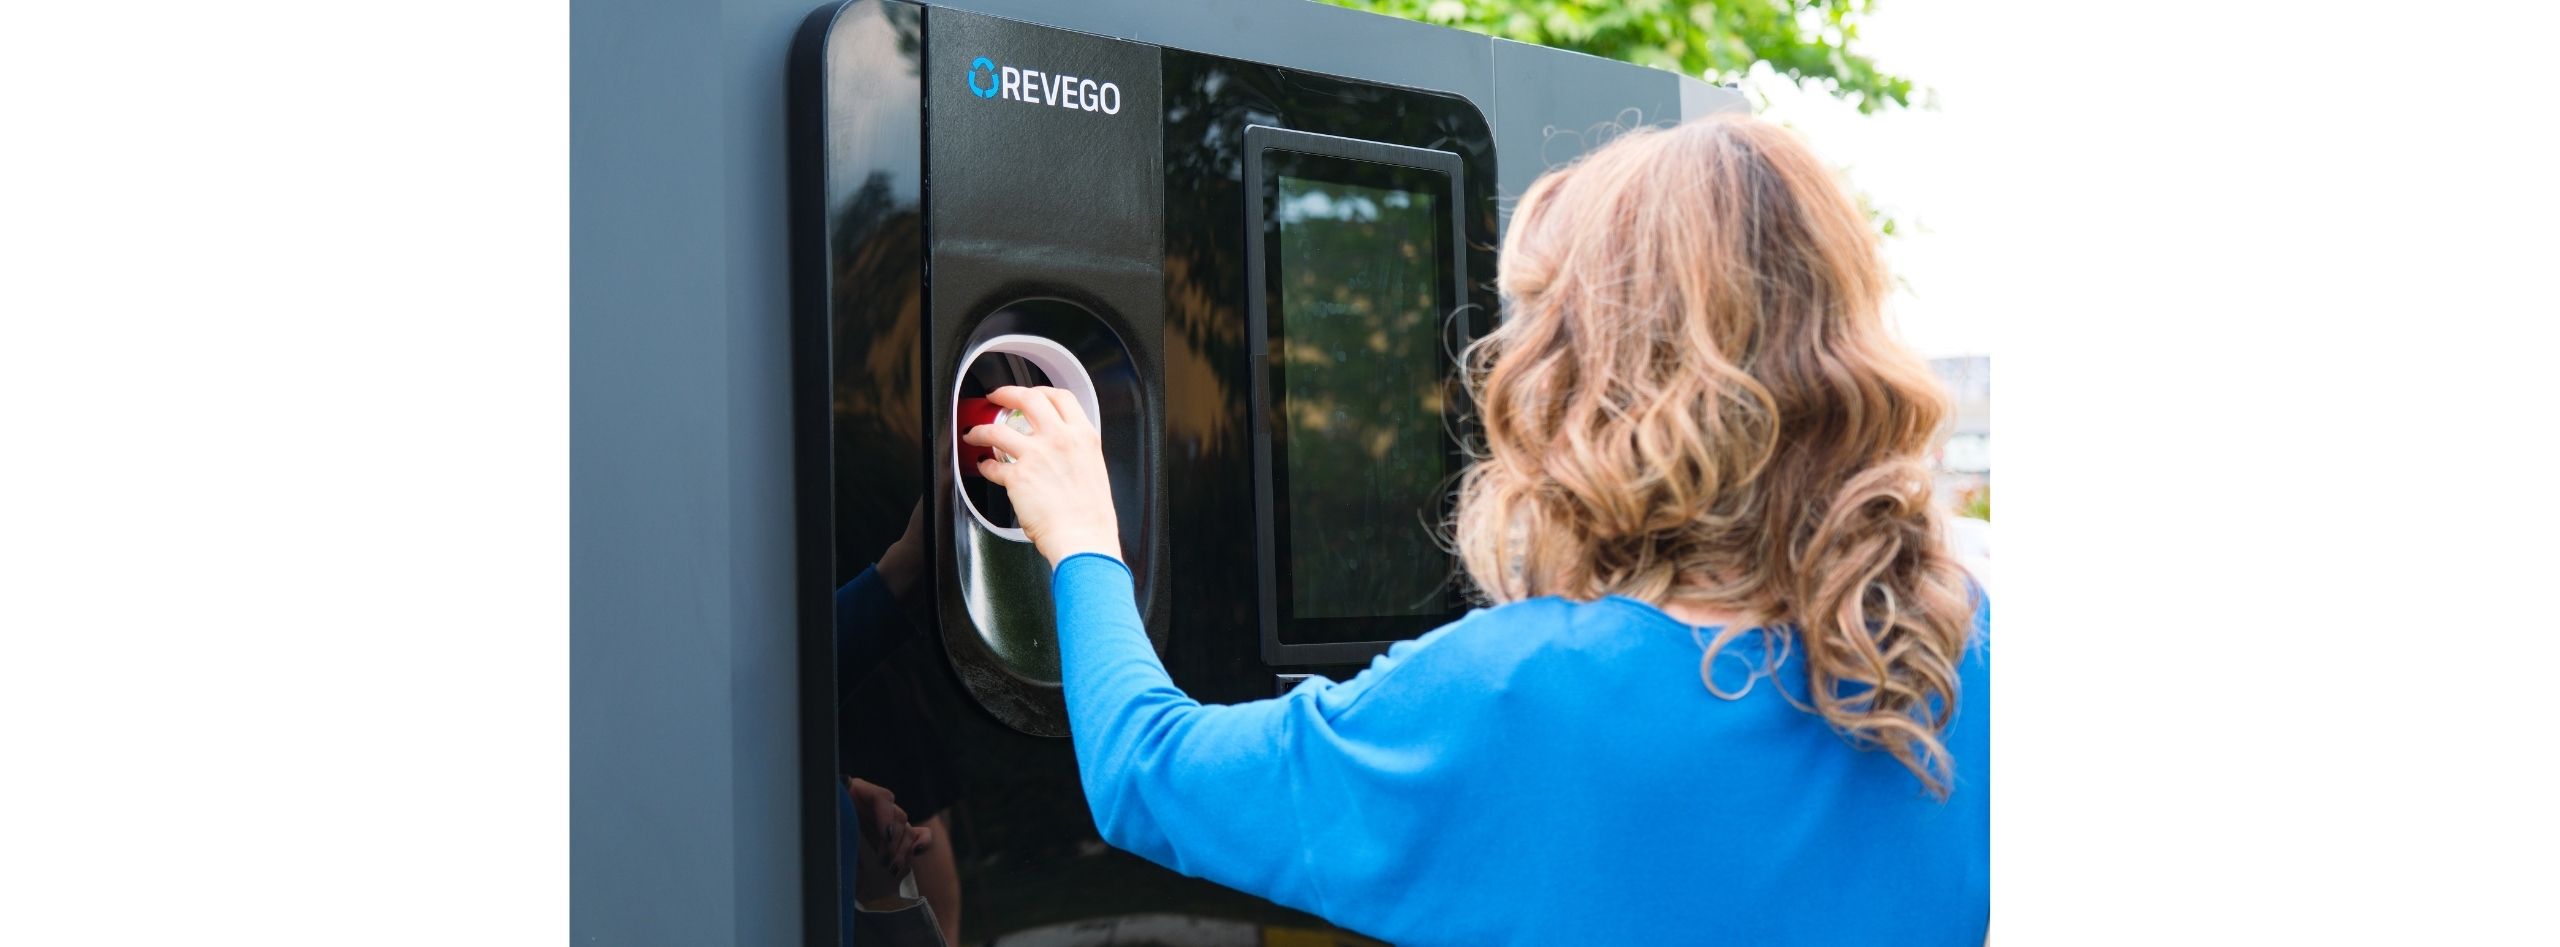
[958,397,1037,476]
[956,396,1002,475]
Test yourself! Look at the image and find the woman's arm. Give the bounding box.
[1050,552,1333,912]
[962,384,1476,931]
[835,501,931,685]
[1048,553,1497,937]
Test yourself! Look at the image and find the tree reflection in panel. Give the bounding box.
[1273,175,1450,620]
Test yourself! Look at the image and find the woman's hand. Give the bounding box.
[845,777,933,903]
[961,385,1122,568]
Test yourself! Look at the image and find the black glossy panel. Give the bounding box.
[934,0,1498,123]
[1160,47,1498,705]
[792,2,927,943]
[926,8,1170,737]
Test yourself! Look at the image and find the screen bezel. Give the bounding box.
[1243,125,1472,667]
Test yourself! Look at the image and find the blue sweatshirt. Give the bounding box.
[1052,553,1989,945]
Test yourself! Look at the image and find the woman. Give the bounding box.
[964,114,1988,945]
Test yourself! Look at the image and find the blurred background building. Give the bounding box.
[1929,355,1990,582]
[1930,354,1989,515]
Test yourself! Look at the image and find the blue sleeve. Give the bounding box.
[1050,553,1472,927]
[833,565,916,684]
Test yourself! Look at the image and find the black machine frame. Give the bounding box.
[785,1,1742,943]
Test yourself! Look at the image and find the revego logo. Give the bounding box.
[967,57,1000,98]
[964,54,1122,115]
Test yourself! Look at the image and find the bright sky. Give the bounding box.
[1745,5,2004,360]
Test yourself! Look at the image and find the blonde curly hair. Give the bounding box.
[1455,114,1977,797]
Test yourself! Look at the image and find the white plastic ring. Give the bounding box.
[950,333,1103,543]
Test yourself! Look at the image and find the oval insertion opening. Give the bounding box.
[950,334,1103,542]
[941,303,1150,730]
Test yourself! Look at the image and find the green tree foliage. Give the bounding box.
[1321,0,1914,113]
[1957,483,1989,522]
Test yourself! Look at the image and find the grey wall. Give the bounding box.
[571,0,808,942]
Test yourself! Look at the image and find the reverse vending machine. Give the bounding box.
[791,1,1743,941]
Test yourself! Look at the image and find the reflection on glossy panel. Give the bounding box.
[1165,56,1499,694]
[794,1,937,943]
[799,5,1502,944]
[1273,171,1456,625]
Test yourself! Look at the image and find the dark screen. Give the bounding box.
[1272,171,1451,624]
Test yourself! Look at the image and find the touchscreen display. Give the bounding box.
[1270,167,1455,631]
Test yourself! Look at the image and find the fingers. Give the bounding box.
[976,457,1012,486]
[961,421,1035,460]
[986,384,1095,441]
[896,818,932,865]
[1041,387,1090,434]
[986,385,1066,434]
